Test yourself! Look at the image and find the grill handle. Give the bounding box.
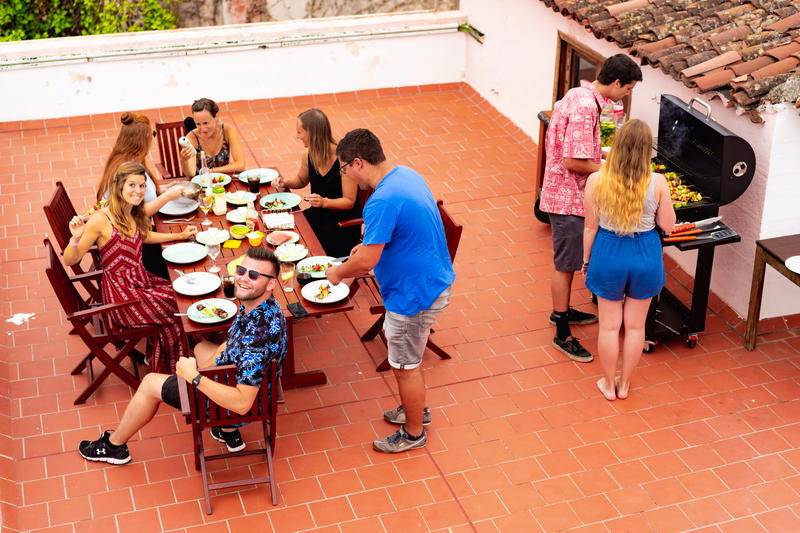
[688,97,712,121]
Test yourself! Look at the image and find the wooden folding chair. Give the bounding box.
[178,361,281,514]
[337,186,374,231]
[44,239,148,404]
[154,121,186,179]
[43,181,102,302]
[360,200,464,372]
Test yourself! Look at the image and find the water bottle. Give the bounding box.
[198,150,210,187]
[613,103,626,128]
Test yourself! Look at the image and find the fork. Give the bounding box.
[174,269,195,284]
[163,216,196,223]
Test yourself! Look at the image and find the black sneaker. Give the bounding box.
[384,405,431,426]
[78,431,131,465]
[211,427,245,452]
[373,425,427,453]
[549,307,598,325]
[552,336,594,362]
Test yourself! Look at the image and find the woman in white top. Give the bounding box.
[583,119,676,401]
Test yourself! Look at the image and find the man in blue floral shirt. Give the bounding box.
[78,248,287,465]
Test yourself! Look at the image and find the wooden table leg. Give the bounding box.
[280,315,327,389]
[744,245,768,351]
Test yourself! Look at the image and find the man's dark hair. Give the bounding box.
[336,128,387,165]
[597,54,642,86]
[246,247,280,278]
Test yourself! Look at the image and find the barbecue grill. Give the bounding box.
[645,95,754,350]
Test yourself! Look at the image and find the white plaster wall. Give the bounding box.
[0,12,467,122]
[461,0,798,320]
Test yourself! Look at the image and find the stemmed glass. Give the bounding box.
[199,193,213,226]
[207,243,221,273]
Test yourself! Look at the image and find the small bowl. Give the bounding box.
[180,181,202,198]
[230,224,249,239]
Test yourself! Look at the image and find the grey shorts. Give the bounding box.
[549,213,584,272]
[384,286,452,370]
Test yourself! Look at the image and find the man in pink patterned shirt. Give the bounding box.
[541,54,642,363]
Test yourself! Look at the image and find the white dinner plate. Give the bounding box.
[297,256,336,279]
[275,242,308,262]
[301,280,350,304]
[225,191,257,205]
[158,198,199,216]
[191,172,231,188]
[162,242,208,264]
[226,207,249,223]
[266,231,300,246]
[785,255,800,274]
[195,228,230,245]
[238,168,279,184]
[172,272,222,296]
[260,192,302,211]
[186,298,238,324]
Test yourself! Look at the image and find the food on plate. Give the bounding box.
[262,198,287,209]
[316,283,331,300]
[268,231,292,245]
[300,262,332,273]
[211,174,226,184]
[195,303,229,319]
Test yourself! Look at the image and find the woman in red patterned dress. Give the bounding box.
[64,162,198,373]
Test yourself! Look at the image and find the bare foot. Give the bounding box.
[615,377,630,400]
[596,378,616,401]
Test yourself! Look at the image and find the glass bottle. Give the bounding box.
[198,150,210,188]
[212,186,227,216]
[599,102,616,147]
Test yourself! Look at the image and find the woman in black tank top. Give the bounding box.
[272,109,360,258]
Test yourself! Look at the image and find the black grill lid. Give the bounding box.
[656,95,756,206]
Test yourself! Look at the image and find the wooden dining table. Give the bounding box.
[153,171,359,388]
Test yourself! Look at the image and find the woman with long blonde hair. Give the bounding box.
[98,112,186,279]
[583,119,676,401]
[66,162,197,373]
[272,108,360,257]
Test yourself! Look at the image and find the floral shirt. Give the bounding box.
[215,296,287,388]
[539,81,607,217]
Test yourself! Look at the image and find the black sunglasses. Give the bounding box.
[235,265,275,281]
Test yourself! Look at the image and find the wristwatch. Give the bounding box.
[191,374,203,388]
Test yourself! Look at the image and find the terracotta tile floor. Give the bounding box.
[2,83,800,532]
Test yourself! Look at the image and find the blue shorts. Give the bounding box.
[585,228,665,301]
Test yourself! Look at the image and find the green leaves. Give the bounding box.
[0,0,177,42]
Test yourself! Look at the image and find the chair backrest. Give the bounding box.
[187,360,279,429]
[43,181,80,252]
[355,186,374,214]
[155,121,186,179]
[44,238,90,317]
[437,200,463,263]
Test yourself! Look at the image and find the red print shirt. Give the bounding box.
[539,81,606,217]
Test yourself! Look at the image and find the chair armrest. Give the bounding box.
[337,217,364,228]
[178,376,190,415]
[67,299,138,320]
[155,162,171,179]
[70,270,102,282]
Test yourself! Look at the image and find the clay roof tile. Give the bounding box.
[751,56,800,80]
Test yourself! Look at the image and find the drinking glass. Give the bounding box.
[207,244,221,273]
[279,262,295,292]
[222,276,236,298]
[199,194,213,226]
[248,175,260,194]
[296,272,314,286]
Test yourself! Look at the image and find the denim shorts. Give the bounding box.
[585,228,665,301]
[384,286,452,370]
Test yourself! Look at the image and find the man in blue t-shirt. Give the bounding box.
[77,248,287,465]
[327,129,455,453]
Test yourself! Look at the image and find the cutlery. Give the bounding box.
[672,216,722,233]
[173,313,189,316]
[332,256,350,264]
[163,216,196,223]
[174,269,195,284]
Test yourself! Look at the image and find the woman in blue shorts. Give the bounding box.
[582,119,675,401]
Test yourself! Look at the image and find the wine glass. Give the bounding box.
[199,193,213,226]
[207,243,220,273]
